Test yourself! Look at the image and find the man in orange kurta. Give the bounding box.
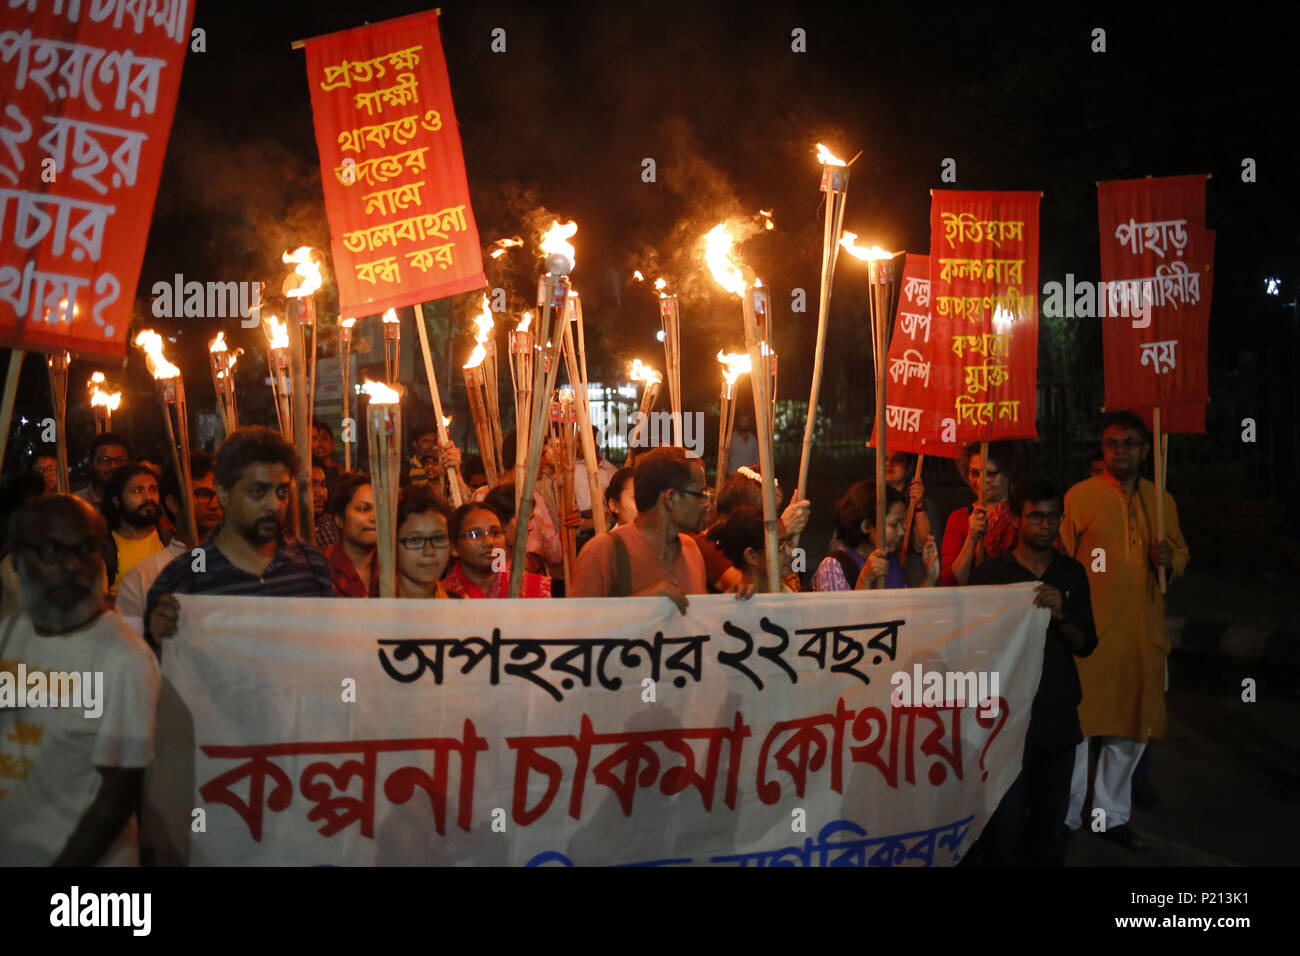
[1058,411,1189,849]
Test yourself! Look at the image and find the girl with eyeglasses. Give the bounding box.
[940,441,1024,586]
[394,485,460,599]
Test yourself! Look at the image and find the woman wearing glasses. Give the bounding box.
[394,485,460,599]
[940,441,1024,586]
[443,501,551,598]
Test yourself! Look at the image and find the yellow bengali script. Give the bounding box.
[354,72,420,118]
[940,212,1025,249]
[934,290,1035,323]
[342,204,469,255]
[936,258,1025,284]
[335,146,429,188]
[955,396,1021,426]
[353,244,458,287]
[320,45,423,91]
[338,110,442,155]
[951,333,1012,360]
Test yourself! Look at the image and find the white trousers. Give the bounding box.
[1066,736,1146,830]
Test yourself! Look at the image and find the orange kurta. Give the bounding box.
[1059,473,1189,742]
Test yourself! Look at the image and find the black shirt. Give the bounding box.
[970,549,1098,749]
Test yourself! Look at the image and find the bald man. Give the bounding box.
[0,494,160,866]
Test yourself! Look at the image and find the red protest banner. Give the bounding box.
[303,9,485,318]
[927,191,1041,443]
[867,254,960,458]
[1097,176,1212,433]
[0,0,194,361]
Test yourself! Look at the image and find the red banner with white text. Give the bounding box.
[303,9,485,318]
[868,254,960,458]
[1097,175,1212,434]
[0,0,194,360]
[927,191,1040,443]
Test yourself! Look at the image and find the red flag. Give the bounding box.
[0,1,195,360]
[927,190,1041,443]
[1097,176,1212,433]
[868,254,960,458]
[303,10,485,317]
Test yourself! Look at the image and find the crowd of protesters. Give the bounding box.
[0,406,1187,867]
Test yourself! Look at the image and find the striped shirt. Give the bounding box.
[144,535,332,644]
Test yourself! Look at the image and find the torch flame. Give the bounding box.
[382,307,399,325]
[490,236,524,259]
[441,415,452,427]
[716,350,752,385]
[133,329,181,380]
[89,371,105,385]
[758,209,774,230]
[209,331,228,353]
[632,270,645,282]
[473,294,494,343]
[361,379,401,404]
[464,342,487,369]
[654,277,668,293]
[838,231,893,261]
[515,311,532,332]
[816,143,847,166]
[282,246,322,298]
[539,219,578,271]
[340,316,356,329]
[264,315,289,350]
[628,358,662,385]
[89,384,121,412]
[704,223,748,298]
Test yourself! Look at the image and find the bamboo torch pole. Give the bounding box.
[561,298,606,534]
[339,318,355,472]
[0,349,23,477]
[742,282,782,592]
[463,355,499,486]
[899,452,925,561]
[363,382,402,598]
[796,145,850,545]
[414,303,463,506]
[1153,405,1166,594]
[510,267,570,597]
[508,314,534,512]
[46,352,70,493]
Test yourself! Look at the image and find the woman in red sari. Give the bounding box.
[940,441,1023,586]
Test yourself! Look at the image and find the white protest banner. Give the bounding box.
[147,585,1047,866]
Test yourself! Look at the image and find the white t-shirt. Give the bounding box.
[115,539,188,635]
[0,610,160,865]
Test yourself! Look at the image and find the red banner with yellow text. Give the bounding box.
[0,0,194,360]
[927,191,1040,443]
[303,9,485,318]
[1097,176,1212,434]
[868,254,960,458]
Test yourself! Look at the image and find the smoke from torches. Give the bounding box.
[490,236,524,259]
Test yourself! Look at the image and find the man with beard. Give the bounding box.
[114,454,223,635]
[102,464,170,599]
[0,495,160,865]
[144,427,332,646]
[72,432,132,508]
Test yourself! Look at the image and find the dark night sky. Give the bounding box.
[90,1,1300,475]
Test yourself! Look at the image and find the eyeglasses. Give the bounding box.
[23,537,104,563]
[1102,438,1145,451]
[193,489,218,502]
[95,454,129,466]
[460,527,504,540]
[399,534,450,550]
[968,469,1000,479]
[1022,511,1063,525]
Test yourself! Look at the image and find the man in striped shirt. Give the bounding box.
[144,427,331,646]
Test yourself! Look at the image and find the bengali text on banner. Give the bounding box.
[147,586,1048,866]
[928,191,1041,444]
[869,254,961,459]
[303,9,485,317]
[1097,175,1213,434]
[0,0,194,360]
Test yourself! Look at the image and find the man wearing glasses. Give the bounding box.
[570,447,708,612]
[969,477,1098,865]
[72,432,133,508]
[1059,410,1189,851]
[0,495,160,865]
